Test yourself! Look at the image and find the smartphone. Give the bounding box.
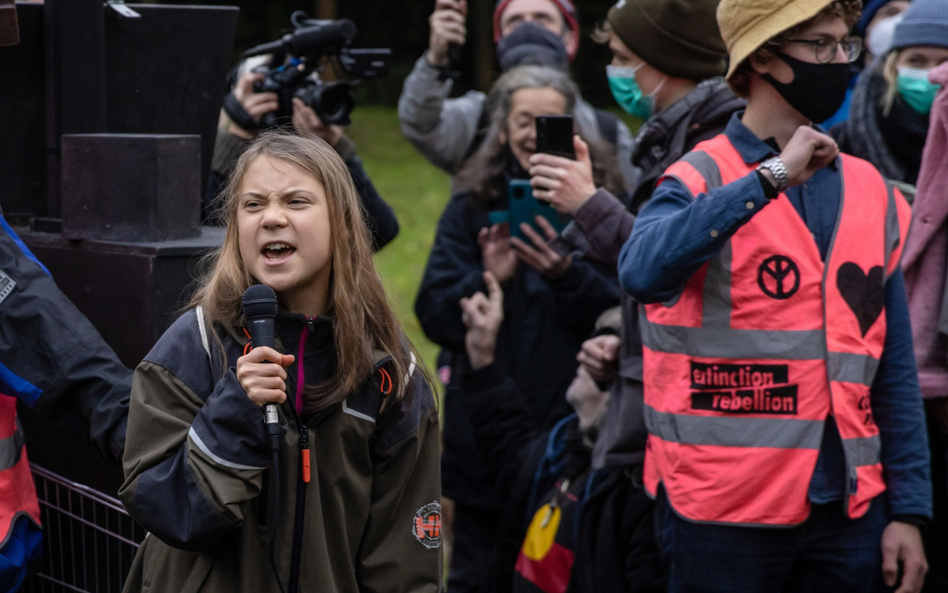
[536,115,576,160]
[491,180,568,241]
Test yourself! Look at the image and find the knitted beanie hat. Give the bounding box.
[891,0,948,51]
[493,0,581,60]
[607,0,727,81]
[856,0,904,36]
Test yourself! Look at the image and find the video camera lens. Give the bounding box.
[296,81,355,127]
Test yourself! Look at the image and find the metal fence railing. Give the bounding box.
[20,464,145,593]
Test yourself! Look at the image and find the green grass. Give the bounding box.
[347,106,449,378]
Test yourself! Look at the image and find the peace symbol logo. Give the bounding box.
[757,255,800,300]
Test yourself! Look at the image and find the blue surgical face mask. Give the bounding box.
[897,66,940,115]
[606,63,667,120]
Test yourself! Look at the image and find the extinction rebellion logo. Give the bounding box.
[690,362,798,414]
[412,502,442,549]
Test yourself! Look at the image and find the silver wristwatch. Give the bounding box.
[756,157,789,194]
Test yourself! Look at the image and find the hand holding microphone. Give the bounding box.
[235,347,295,407]
[241,285,290,453]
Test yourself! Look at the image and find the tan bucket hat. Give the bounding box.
[717,0,839,79]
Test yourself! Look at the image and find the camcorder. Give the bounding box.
[230,13,391,128]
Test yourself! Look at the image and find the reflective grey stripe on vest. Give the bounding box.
[640,314,826,360]
[703,242,732,328]
[0,418,25,472]
[682,151,733,329]
[883,183,901,278]
[663,150,722,200]
[645,405,824,450]
[678,151,723,194]
[828,351,880,386]
[842,434,881,467]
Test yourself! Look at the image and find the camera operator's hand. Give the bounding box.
[460,272,504,371]
[511,216,573,279]
[236,347,295,407]
[529,136,597,215]
[427,0,467,68]
[765,126,839,189]
[228,72,279,140]
[292,98,344,148]
[479,223,518,284]
[577,335,621,383]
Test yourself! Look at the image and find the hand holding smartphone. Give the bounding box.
[536,115,575,160]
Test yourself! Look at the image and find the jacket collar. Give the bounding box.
[725,111,838,171]
[632,77,742,162]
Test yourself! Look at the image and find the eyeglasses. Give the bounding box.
[786,36,863,64]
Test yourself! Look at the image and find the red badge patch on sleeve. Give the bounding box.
[412,502,442,549]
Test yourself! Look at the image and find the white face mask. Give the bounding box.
[866,14,903,58]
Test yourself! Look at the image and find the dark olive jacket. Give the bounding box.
[119,309,441,593]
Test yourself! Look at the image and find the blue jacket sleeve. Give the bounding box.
[119,312,274,551]
[872,270,933,520]
[618,173,770,303]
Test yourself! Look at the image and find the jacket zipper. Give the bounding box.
[286,326,392,592]
[287,320,313,593]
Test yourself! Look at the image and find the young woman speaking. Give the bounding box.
[120,132,441,593]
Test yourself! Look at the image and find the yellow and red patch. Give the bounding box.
[514,503,574,593]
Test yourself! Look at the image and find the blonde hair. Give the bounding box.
[191,131,424,411]
[881,51,900,115]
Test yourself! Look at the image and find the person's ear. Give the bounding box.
[498,128,508,146]
[750,52,773,75]
[562,30,578,57]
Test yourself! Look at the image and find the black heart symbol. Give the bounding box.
[837,263,885,337]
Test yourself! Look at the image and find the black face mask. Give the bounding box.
[763,53,850,123]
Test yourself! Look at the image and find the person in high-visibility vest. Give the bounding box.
[615,0,932,592]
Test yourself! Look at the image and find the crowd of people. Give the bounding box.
[397,0,948,591]
[1,0,947,591]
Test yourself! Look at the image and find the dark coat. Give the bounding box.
[415,191,620,508]
[462,363,663,593]
[0,216,130,464]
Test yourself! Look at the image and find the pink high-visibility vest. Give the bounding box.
[0,395,40,544]
[641,134,911,525]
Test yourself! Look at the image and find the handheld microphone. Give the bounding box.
[242,20,356,58]
[242,285,281,452]
[242,284,287,593]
